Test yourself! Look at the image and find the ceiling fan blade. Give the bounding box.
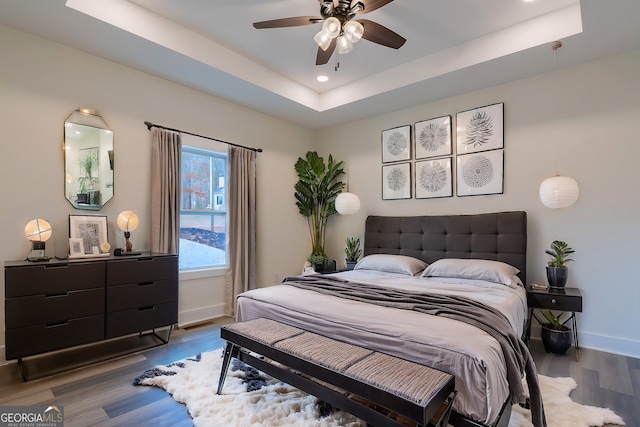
[253,16,322,29]
[316,39,337,65]
[357,0,394,14]
[359,19,406,49]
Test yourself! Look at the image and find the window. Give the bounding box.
[180,145,227,271]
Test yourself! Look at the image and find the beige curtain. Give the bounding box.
[150,128,182,254]
[225,146,257,316]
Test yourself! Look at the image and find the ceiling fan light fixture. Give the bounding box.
[343,20,364,43]
[314,30,332,51]
[337,35,353,54]
[322,17,341,38]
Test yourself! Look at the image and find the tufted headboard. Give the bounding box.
[364,211,527,283]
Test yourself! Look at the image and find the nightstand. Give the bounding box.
[525,285,582,360]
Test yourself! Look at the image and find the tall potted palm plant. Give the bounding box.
[294,151,345,271]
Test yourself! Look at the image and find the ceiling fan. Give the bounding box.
[253,0,406,66]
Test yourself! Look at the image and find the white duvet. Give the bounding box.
[236,269,528,425]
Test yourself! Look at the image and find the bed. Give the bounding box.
[236,211,541,427]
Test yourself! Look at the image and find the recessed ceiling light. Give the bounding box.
[317,75,329,82]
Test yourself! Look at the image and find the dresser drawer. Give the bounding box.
[5,315,104,360]
[106,301,178,338]
[5,288,104,329]
[5,262,105,297]
[106,256,177,286]
[106,279,178,312]
[527,291,582,312]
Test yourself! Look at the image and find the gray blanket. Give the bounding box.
[283,275,546,427]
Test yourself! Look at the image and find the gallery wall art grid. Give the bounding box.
[380,102,504,200]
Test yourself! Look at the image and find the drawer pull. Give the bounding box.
[138,257,154,262]
[45,292,69,298]
[138,281,154,287]
[551,298,557,304]
[139,305,155,312]
[45,321,69,328]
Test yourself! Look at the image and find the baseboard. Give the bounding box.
[0,346,9,367]
[178,304,228,328]
[578,331,640,359]
[529,325,639,358]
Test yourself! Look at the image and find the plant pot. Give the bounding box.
[541,323,572,354]
[345,261,357,271]
[546,266,568,288]
[314,258,336,273]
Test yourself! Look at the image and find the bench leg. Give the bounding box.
[216,342,239,395]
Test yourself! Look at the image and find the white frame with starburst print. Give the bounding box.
[382,162,411,200]
[381,125,411,163]
[456,150,504,197]
[456,103,504,155]
[414,116,452,159]
[415,157,452,199]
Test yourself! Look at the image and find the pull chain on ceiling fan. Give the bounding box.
[253,0,406,66]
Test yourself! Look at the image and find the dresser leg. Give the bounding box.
[17,358,26,382]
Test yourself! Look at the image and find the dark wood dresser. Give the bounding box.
[4,253,178,379]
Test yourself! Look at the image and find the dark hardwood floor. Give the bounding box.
[0,318,637,426]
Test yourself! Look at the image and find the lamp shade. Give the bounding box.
[117,210,139,232]
[314,30,332,51]
[539,176,579,209]
[335,192,361,215]
[322,17,341,38]
[343,20,364,43]
[24,219,52,242]
[337,35,353,54]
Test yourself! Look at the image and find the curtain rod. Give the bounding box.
[144,121,263,153]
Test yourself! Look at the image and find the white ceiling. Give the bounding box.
[2,0,640,130]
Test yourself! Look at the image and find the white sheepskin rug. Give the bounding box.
[133,349,625,427]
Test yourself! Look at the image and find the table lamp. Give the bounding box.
[116,210,141,255]
[24,218,52,261]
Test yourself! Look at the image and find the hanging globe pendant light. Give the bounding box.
[335,192,360,215]
[539,175,579,209]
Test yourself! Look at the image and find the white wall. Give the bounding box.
[0,25,313,358]
[319,49,640,358]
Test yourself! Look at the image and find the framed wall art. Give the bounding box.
[69,214,109,257]
[414,115,452,159]
[456,102,504,155]
[381,125,411,163]
[415,158,452,199]
[456,150,504,197]
[382,162,411,200]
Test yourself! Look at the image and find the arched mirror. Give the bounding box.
[64,109,114,210]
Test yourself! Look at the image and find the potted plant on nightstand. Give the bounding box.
[545,240,574,288]
[344,237,362,270]
[541,311,572,354]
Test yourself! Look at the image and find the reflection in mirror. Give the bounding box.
[64,109,114,210]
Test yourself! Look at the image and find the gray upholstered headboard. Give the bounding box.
[364,211,527,283]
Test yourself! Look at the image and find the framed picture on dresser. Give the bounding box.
[69,214,108,256]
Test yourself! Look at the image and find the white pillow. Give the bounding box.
[420,258,520,287]
[354,254,428,276]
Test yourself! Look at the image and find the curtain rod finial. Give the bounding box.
[144,121,153,130]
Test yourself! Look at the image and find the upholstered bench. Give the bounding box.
[217,318,456,427]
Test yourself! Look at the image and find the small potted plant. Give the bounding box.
[545,240,574,288]
[344,237,362,270]
[541,311,572,354]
